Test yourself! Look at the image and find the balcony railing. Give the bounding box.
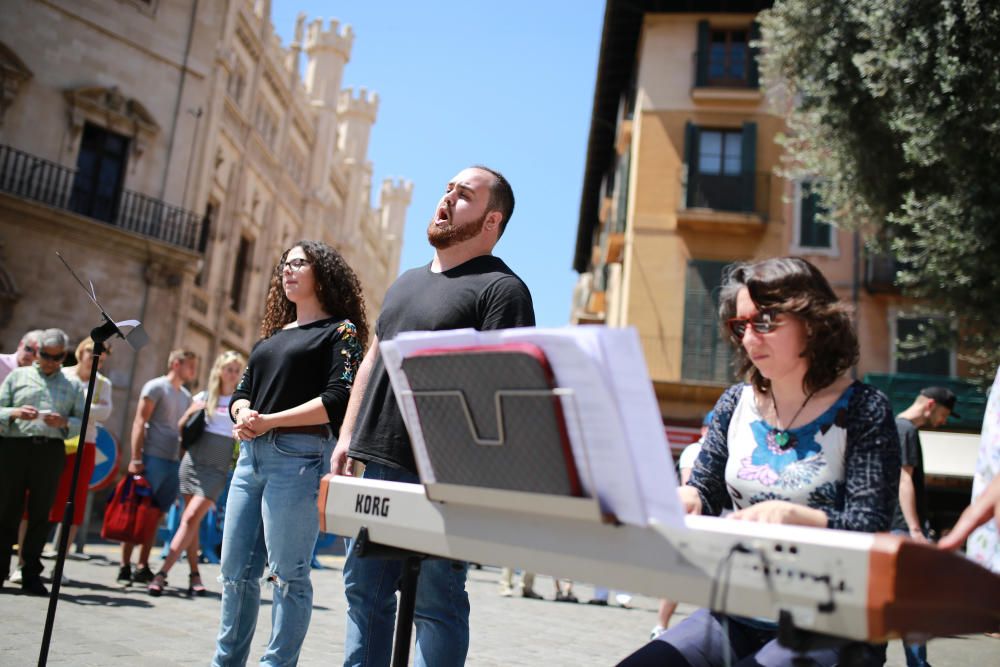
[685,170,771,219]
[864,251,901,293]
[0,144,202,251]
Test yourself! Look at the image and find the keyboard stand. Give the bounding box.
[350,526,430,667]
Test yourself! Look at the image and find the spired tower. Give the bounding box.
[303,17,354,213]
[378,177,414,281]
[337,87,379,250]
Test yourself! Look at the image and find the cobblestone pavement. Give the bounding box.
[2,543,998,665]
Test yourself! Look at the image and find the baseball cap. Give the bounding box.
[920,386,960,419]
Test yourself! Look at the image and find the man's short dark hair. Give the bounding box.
[471,165,514,238]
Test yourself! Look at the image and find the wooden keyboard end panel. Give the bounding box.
[318,473,333,534]
[868,533,1000,639]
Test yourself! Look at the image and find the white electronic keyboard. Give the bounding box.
[320,475,1000,643]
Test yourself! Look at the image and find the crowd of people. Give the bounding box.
[2,164,999,667]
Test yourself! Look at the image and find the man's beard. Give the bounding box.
[426,210,487,250]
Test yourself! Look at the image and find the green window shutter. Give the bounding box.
[684,121,700,208]
[682,260,733,382]
[747,21,762,89]
[740,121,757,213]
[614,147,631,234]
[695,20,710,88]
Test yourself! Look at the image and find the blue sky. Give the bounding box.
[271,1,605,327]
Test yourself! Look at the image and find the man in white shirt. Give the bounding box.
[0,329,44,384]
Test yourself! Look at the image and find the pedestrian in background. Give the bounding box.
[0,328,44,383]
[0,328,84,595]
[148,349,245,597]
[119,349,198,586]
[54,337,113,549]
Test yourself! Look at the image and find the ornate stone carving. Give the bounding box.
[0,241,21,329]
[64,86,160,159]
[0,42,32,129]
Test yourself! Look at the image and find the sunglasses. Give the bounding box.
[727,312,785,339]
[38,350,66,361]
[23,345,37,355]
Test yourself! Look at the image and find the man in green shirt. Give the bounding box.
[0,328,84,595]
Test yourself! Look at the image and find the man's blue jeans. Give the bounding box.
[213,429,333,667]
[342,461,470,667]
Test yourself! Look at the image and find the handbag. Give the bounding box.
[100,474,162,543]
[181,409,207,450]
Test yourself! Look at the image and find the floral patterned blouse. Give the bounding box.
[968,366,1000,573]
[689,381,901,532]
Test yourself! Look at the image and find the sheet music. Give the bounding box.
[381,326,686,528]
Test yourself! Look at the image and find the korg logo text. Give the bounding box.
[355,493,390,517]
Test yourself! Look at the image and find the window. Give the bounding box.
[227,64,246,107]
[698,130,742,176]
[895,317,952,376]
[194,202,215,287]
[708,30,748,85]
[682,260,733,383]
[694,21,760,89]
[69,123,130,223]
[286,148,306,184]
[254,103,278,149]
[612,146,631,234]
[229,235,254,313]
[684,122,757,213]
[793,181,836,253]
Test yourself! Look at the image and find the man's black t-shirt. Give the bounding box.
[349,255,535,473]
[890,417,927,532]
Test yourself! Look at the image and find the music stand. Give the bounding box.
[350,343,601,667]
[37,253,148,667]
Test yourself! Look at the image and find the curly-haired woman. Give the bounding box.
[147,349,245,597]
[619,257,900,667]
[212,240,367,666]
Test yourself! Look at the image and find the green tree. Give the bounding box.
[758,0,1000,376]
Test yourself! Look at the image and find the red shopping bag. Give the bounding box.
[100,474,162,544]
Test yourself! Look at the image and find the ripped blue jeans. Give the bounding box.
[212,428,333,667]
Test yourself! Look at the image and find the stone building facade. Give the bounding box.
[0,0,410,444]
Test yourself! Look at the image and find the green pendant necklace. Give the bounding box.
[771,390,816,448]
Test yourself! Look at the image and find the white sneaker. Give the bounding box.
[9,569,22,584]
[649,625,666,640]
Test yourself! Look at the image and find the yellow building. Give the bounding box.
[572,0,982,458]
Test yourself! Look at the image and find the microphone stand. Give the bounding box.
[38,316,119,667]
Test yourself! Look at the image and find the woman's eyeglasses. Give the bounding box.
[38,350,66,361]
[282,258,311,272]
[727,312,784,339]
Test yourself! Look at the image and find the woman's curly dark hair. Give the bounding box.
[718,256,858,395]
[259,240,369,346]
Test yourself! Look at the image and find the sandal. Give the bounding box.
[188,572,207,597]
[147,571,167,597]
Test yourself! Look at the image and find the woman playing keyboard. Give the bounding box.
[619,256,900,667]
